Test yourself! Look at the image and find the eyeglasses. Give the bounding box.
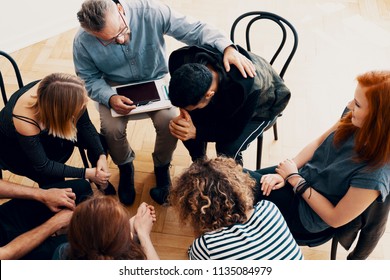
[97,11,129,46]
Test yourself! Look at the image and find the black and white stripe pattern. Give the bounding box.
[189,200,303,260]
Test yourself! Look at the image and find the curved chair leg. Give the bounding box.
[78,146,90,168]
[273,121,278,141]
[256,135,264,169]
[330,237,338,260]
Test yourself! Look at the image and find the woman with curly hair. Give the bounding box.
[170,157,303,260]
[53,195,158,260]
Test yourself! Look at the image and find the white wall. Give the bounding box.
[0,0,83,53]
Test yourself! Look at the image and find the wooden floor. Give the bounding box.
[1,0,390,260]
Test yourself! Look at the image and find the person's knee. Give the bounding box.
[152,108,177,130]
[101,124,126,138]
[100,114,128,137]
[216,143,241,158]
[71,179,93,203]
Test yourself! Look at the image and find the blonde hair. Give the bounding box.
[32,73,88,141]
[170,157,255,236]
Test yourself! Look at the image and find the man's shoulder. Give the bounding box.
[74,28,91,42]
[123,0,162,11]
[73,28,99,50]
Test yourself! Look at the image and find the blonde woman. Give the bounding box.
[0,73,113,193]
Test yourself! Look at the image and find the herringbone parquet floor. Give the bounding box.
[1,0,389,260]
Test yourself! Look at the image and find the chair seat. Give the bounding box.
[295,227,335,248]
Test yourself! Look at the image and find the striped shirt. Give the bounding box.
[189,200,303,260]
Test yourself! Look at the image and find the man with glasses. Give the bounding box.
[73,0,256,206]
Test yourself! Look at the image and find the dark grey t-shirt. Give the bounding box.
[298,132,390,232]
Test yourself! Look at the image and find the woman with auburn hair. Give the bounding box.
[0,73,114,193]
[254,70,390,245]
[53,196,158,260]
[170,156,303,260]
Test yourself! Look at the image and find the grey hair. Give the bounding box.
[77,0,117,32]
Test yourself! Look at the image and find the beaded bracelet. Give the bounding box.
[293,178,306,194]
[284,172,301,185]
[296,182,311,196]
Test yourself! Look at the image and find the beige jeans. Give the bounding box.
[98,103,178,167]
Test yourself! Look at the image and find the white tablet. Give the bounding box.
[110,79,172,117]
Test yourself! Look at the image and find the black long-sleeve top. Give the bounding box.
[0,80,104,178]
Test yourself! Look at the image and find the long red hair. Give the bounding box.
[67,195,146,260]
[334,71,390,169]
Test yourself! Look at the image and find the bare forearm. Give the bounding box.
[138,234,159,260]
[0,180,44,202]
[293,122,339,168]
[299,187,340,226]
[292,141,320,169]
[0,218,59,260]
[297,183,379,228]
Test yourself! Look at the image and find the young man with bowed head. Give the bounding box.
[168,45,290,166]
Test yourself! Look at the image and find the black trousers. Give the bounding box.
[0,179,92,260]
[183,119,271,165]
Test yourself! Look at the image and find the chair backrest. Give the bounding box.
[0,50,24,105]
[230,11,298,79]
[335,194,390,260]
[0,51,25,177]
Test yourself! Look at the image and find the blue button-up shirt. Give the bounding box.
[73,0,232,107]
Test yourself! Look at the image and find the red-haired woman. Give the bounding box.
[53,196,158,260]
[253,70,390,246]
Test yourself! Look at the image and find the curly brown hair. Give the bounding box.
[169,157,255,236]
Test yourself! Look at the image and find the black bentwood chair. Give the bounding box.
[0,50,90,179]
[230,11,298,169]
[0,50,25,179]
[295,193,390,260]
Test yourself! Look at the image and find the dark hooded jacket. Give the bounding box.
[168,45,291,142]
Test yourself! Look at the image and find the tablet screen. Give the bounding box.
[116,81,161,106]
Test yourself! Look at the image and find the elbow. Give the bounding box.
[0,247,15,260]
[323,215,349,228]
[33,164,47,174]
[326,220,345,228]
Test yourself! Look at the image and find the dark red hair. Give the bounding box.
[334,71,390,169]
[67,195,146,260]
